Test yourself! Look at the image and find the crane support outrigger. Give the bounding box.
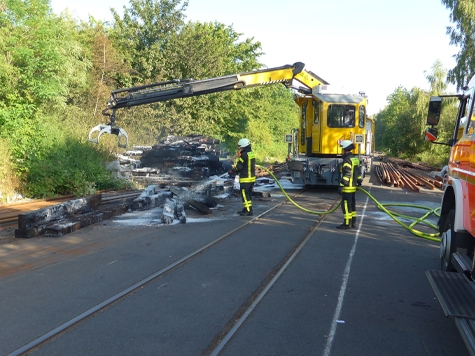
[89,62,327,147]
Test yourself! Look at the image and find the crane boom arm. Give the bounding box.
[107,62,309,110]
[90,62,328,147]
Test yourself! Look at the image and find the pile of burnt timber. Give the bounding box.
[133,135,228,187]
[14,191,141,238]
[374,157,443,192]
[14,177,235,238]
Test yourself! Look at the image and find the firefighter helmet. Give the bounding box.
[238,138,251,148]
[340,140,355,151]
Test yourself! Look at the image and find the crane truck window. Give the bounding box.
[313,100,320,124]
[327,105,356,128]
[301,101,307,146]
[358,106,365,128]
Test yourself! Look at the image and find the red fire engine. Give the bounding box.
[425,75,475,355]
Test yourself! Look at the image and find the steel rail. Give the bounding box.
[207,199,335,356]
[7,192,312,356]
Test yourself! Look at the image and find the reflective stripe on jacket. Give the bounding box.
[340,153,361,193]
[233,149,256,183]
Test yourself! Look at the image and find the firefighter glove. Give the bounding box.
[357,179,362,186]
[337,187,342,195]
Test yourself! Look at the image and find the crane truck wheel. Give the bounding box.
[440,209,457,272]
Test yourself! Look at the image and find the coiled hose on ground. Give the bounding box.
[257,165,441,242]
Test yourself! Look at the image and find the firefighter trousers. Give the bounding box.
[341,191,356,226]
[240,182,254,212]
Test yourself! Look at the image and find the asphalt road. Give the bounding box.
[0,177,469,356]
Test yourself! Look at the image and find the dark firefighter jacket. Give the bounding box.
[340,152,361,193]
[232,146,256,183]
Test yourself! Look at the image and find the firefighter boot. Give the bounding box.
[336,223,350,229]
[238,208,253,216]
[351,218,356,228]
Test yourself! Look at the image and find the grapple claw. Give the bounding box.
[88,124,129,148]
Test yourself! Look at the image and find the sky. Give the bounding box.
[50,0,458,115]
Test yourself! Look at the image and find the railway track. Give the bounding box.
[1,184,462,355]
[4,188,338,355]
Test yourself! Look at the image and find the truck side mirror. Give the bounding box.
[427,97,442,125]
[425,127,438,142]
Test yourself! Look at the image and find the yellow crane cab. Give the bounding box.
[287,85,372,186]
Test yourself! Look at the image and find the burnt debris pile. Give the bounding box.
[117,135,232,187]
[139,135,228,179]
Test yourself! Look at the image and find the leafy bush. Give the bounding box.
[23,138,131,198]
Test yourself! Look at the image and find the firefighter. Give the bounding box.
[337,140,362,229]
[228,138,256,216]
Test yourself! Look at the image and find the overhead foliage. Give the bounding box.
[0,0,89,171]
[441,0,475,88]
[162,21,263,79]
[3,0,470,199]
[107,14,270,151]
[0,0,300,199]
[375,61,456,167]
[110,0,188,85]
[425,59,450,94]
[152,20,264,140]
[376,87,429,158]
[0,0,127,198]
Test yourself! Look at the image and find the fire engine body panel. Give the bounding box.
[424,75,475,355]
[287,88,373,186]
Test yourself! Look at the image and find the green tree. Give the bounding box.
[162,21,263,79]
[110,0,188,85]
[376,87,429,158]
[150,21,264,138]
[0,1,130,198]
[0,0,86,169]
[425,60,449,94]
[441,0,475,88]
[107,18,267,147]
[58,18,132,146]
[376,61,456,167]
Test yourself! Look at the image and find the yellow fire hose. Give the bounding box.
[257,165,441,242]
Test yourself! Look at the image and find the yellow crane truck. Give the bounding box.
[287,85,374,186]
[90,62,373,187]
